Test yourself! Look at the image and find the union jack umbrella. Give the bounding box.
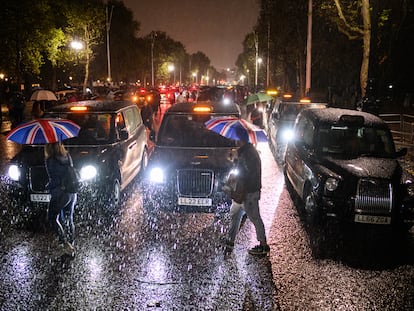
[204,116,268,145]
[6,118,81,145]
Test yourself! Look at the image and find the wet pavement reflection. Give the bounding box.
[0,109,413,310]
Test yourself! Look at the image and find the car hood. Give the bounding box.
[321,156,400,179]
[11,145,111,167]
[149,146,235,171]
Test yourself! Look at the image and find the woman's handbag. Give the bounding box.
[61,165,81,193]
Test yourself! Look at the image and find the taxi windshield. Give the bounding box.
[158,114,236,147]
[45,112,114,145]
[317,125,396,158]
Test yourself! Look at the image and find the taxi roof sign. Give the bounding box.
[70,106,88,111]
[193,105,213,113]
[266,89,278,96]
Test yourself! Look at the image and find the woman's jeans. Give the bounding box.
[48,189,77,244]
[227,191,266,244]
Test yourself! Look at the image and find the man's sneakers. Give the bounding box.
[248,244,270,256]
[220,239,234,256]
[63,241,75,256]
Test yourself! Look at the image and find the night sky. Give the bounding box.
[122,0,260,70]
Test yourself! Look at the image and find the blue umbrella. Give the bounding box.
[205,117,267,144]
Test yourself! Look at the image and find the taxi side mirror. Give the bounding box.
[149,129,156,141]
[119,129,129,140]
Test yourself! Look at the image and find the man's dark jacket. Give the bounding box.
[237,142,261,193]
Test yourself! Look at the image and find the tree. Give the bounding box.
[190,52,212,84]
[65,0,105,92]
[0,0,62,91]
[98,0,141,84]
[320,0,371,97]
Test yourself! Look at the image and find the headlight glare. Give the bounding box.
[150,167,165,183]
[325,178,339,191]
[8,165,21,181]
[281,128,294,142]
[79,165,97,181]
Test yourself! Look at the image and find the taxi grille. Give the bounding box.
[355,178,392,214]
[177,169,214,196]
[29,166,49,192]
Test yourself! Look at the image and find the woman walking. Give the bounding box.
[45,142,77,254]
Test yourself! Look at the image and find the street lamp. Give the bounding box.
[255,57,262,91]
[70,40,83,87]
[192,72,198,85]
[70,40,83,50]
[240,75,246,85]
[168,64,175,85]
[106,3,114,84]
[151,32,157,86]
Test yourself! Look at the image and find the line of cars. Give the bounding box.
[266,94,414,257]
[5,96,241,225]
[6,90,414,251]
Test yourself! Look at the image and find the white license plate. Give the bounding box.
[30,194,51,203]
[178,197,212,206]
[354,214,391,224]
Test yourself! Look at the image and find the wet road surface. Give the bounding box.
[0,115,413,310]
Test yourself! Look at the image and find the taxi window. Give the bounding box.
[317,125,395,157]
[294,117,314,149]
[123,107,141,133]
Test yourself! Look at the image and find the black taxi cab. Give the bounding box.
[6,100,149,213]
[284,108,414,236]
[143,101,240,213]
[267,94,326,161]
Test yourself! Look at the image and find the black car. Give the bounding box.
[284,108,414,242]
[143,101,240,213]
[267,95,326,161]
[6,100,149,213]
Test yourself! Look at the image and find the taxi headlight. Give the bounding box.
[406,180,414,197]
[149,167,165,184]
[281,128,294,142]
[8,164,21,181]
[325,178,339,192]
[79,165,97,181]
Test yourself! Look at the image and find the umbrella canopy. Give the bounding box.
[6,118,80,145]
[205,117,268,145]
[243,93,274,106]
[30,90,57,101]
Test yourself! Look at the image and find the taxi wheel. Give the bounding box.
[140,148,149,175]
[106,178,121,211]
[303,187,329,258]
[304,190,317,225]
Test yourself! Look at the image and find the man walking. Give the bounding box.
[225,127,270,255]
